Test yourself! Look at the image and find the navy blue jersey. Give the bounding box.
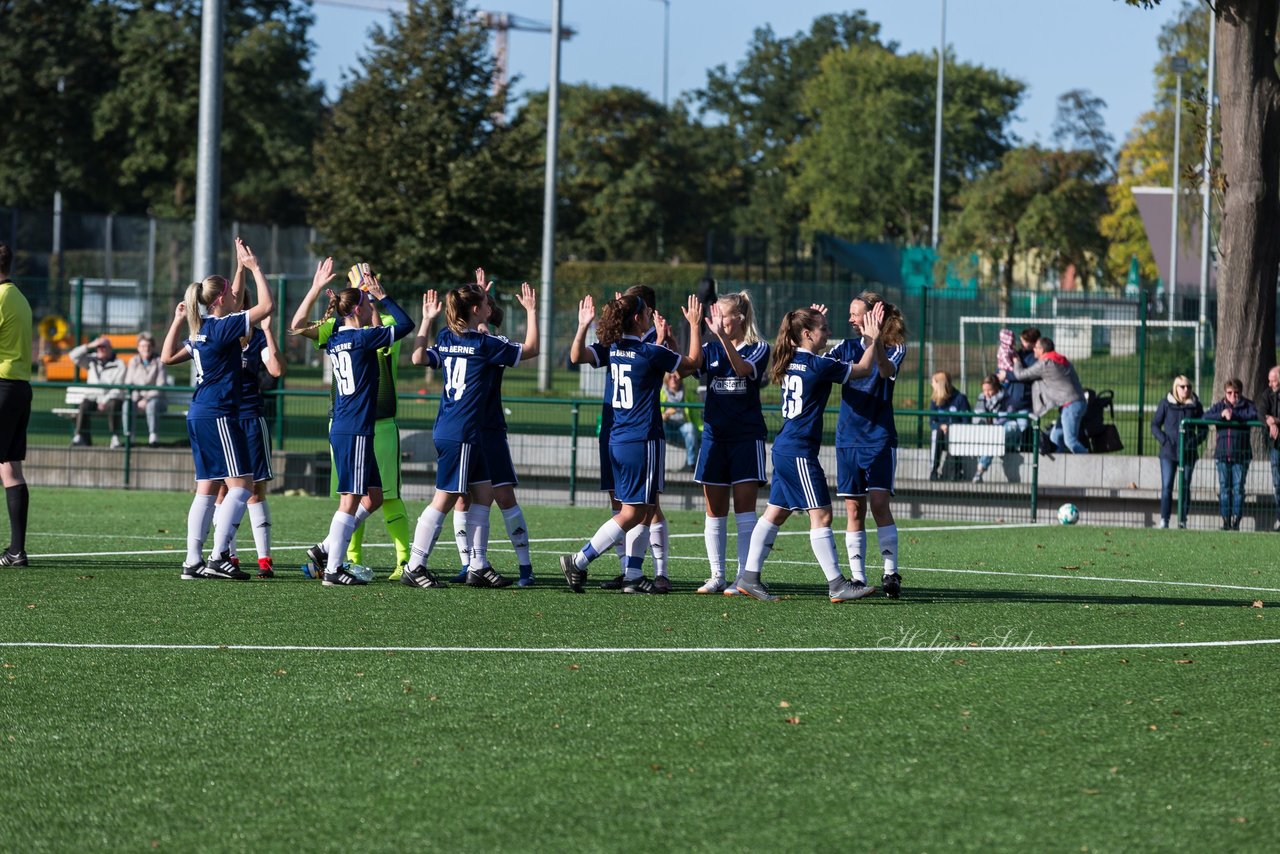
[481,336,511,434]
[185,311,251,419]
[770,348,851,457]
[588,325,658,435]
[606,336,682,443]
[829,338,907,448]
[237,328,268,419]
[697,339,769,442]
[432,328,522,443]
[327,325,396,434]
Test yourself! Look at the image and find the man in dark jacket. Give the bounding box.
[1258,365,1280,531]
[1150,375,1204,528]
[1206,378,1258,530]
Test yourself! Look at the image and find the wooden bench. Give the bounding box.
[946,423,1008,459]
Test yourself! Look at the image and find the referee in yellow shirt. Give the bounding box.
[0,243,32,566]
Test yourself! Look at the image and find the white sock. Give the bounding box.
[845,530,867,583]
[353,504,372,528]
[623,524,650,580]
[704,515,727,579]
[323,512,356,573]
[501,504,531,566]
[575,518,624,570]
[810,527,842,582]
[734,511,757,578]
[452,507,470,569]
[650,521,668,578]
[247,501,272,560]
[186,494,217,565]
[411,506,447,569]
[743,520,779,576]
[878,523,899,575]
[467,503,491,569]
[209,488,250,560]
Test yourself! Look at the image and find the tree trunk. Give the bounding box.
[1213,1,1280,400]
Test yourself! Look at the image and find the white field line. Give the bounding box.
[1,638,1278,654]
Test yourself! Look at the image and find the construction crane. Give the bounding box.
[475,11,576,99]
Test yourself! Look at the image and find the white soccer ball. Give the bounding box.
[1057,503,1080,525]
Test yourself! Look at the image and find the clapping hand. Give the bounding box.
[577,295,596,328]
[235,237,260,271]
[516,282,537,312]
[682,295,703,327]
[312,257,335,291]
[422,290,441,324]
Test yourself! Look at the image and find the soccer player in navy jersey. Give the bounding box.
[681,291,770,595]
[826,294,909,598]
[401,281,539,590]
[559,293,698,594]
[306,280,414,586]
[734,303,885,602]
[160,238,274,581]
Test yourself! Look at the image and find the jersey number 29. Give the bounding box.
[331,351,355,396]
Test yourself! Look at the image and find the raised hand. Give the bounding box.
[654,311,671,343]
[366,276,387,301]
[708,301,727,336]
[174,302,187,320]
[517,282,537,312]
[235,237,260,271]
[681,295,703,327]
[422,290,441,323]
[861,302,884,340]
[577,295,596,328]
[475,267,491,293]
[810,303,828,316]
[312,256,335,291]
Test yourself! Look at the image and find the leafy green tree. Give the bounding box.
[308,0,540,284]
[790,45,1022,244]
[695,12,889,247]
[1053,89,1116,176]
[945,146,1108,313]
[0,0,120,210]
[94,0,322,221]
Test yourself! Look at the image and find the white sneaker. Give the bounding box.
[697,576,728,594]
[723,577,744,596]
[109,435,122,449]
[148,432,159,445]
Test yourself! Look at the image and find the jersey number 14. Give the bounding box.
[444,357,468,401]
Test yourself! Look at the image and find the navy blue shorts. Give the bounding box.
[610,439,664,506]
[480,430,518,487]
[836,445,897,497]
[598,430,614,492]
[241,415,274,483]
[768,450,831,511]
[694,436,767,487]
[435,439,489,493]
[331,432,381,496]
[188,416,252,482]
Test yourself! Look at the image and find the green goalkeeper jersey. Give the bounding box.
[314,313,401,421]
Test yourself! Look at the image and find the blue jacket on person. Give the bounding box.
[930,391,971,430]
[1206,396,1257,462]
[1150,393,1205,462]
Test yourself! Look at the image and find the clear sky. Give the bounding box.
[309,0,1192,146]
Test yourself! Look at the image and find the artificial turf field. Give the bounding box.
[2,487,1279,851]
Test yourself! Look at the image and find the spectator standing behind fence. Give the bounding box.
[1259,366,1280,532]
[69,335,127,448]
[1206,378,1257,531]
[0,243,32,567]
[123,332,168,447]
[1000,336,1088,455]
[661,371,699,471]
[928,371,970,481]
[1150,375,1204,529]
[1000,327,1039,415]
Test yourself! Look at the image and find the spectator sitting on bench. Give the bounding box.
[68,335,127,447]
[123,332,168,447]
[929,371,970,481]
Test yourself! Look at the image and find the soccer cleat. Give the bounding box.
[451,567,469,584]
[881,573,902,599]
[180,560,205,580]
[303,544,328,579]
[227,555,240,569]
[734,577,778,602]
[401,565,448,589]
[0,549,29,567]
[323,566,368,586]
[256,557,274,579]
[466,566,513,588]
[560,554,586,593]
[652,575,672,594]
[622,575,662,594]
[697,576,728,594]
[517,565,535,587]
[599,573,626,590]
[200,557,251,581]
[830,579,877,603]
[388,562,407,582]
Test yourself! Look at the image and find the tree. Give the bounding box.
[1125,0,1278,401]
[944,146,1108,313]
[695,12,890,247]
[514,85,739,263]
[1053,89,1116,176]
[0,0,120,211]
[789,45,1022,244]
[308,0,541,284]
[93,0,323,221]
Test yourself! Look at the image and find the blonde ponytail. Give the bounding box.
[184,282,203,338]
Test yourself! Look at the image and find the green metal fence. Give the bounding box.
[1177,418,1279,532]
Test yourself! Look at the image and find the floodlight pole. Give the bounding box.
[192,0,224,282]
[1168,57,1187,336]
[537,0,563,392]
[1197,9,1216,336]
[930,0,945,250]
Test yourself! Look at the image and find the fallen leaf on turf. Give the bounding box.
[650,764,663,771]
[960,709,971,717]
[1082,788,1100,795]
[953,659,966,665]
[1231,817,1247,824]
[1252,600,1264,608]
[157,529,169,533]
[1148,725,1158,731]
[75,575,93,580]
[1175,659,1194,665]
[568,664,580,671]
[273,669,287,676]
[784,716,801,725]
[779,700,790,708]
[1062,565,1081,571]
[1119,658,1129,664]
[25,604,34,609]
